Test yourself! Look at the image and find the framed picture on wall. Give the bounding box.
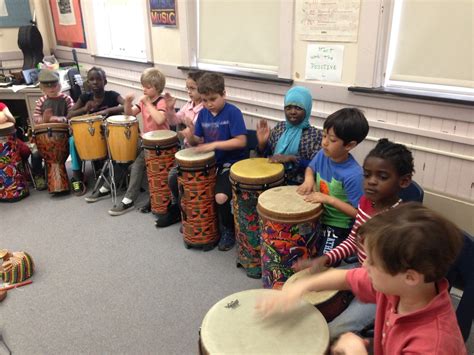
[150,0,177,27]
[49,0,87,48]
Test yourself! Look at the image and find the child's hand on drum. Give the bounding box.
[294,255,329,274]
[194,142,216,153]
[42,108,53,123]
[269,154,295,164]
[84,100,99,112]
[297,180,314,195]
[255,285,306,318]
[304,191,329,204]
[330,332,369,355]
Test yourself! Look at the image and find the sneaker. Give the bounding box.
[108,201,134,216]
[71,178,87,197]
[218,227,235,251]
[138,201,151,214]
[85,189,111,203]
[33,175,47,191]
[155,204,181,228]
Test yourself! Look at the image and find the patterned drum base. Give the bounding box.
[0,131,29,202]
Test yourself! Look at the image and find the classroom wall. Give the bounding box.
[1,1,472,234]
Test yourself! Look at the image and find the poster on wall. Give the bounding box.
[0,0,32,27]
[150,0,177,27]
[49,0,86,48]
[305,44,344,82]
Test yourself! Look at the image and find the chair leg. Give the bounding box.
[24,160,37,190]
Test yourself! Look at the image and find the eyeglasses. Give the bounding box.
[41,82,59,88]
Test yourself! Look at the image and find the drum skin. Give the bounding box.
[34,123,70,193]
[0,122,29,201]
[257,186,322,289]
[106,116,139,163]
[69,114,107,160]
[175,148,218,248]
[142,130,179,215]
[230,158,285,278]
[199,289,329,355]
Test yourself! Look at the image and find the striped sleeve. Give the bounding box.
[64,94,75,113]
[33,95,47,124]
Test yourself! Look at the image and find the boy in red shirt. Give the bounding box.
[257,203,466,355]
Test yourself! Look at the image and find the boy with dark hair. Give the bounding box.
[298,107,369,255]
[256,203,466,355]
[184,72,247,251]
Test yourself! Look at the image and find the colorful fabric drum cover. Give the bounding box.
[142,130,179,215]
[257,186,322,289]
[69,114,107,160]
[230,158,285,278]
[105,115,139,163]
[1,250,34,284]
[34,122,70,193]
[283,268,354,322]
[0,122,29,201]
[199,289,329,355]
[175,148,218,248]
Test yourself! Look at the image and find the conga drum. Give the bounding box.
[283,268,354,322]
[142,130,179,215]
[257,186,322,289]
[33,122,70,193]
[230,158,285,279]
[69,114,107,160]
[175,148,218,249]
[199,289,329,355]
[0,122,29,201]
[105,115,139,162]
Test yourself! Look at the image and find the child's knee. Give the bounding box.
[215,193,228,205]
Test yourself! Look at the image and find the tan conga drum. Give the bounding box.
[257,186,322,289]
[105,115,139,162]
[142,130,179,215]
[33,122,70,193]
[0,122,29,201]
[283,268,354,322]
[175,148,218,250]
[199,289,329,355]
[230,158,285,279]
[69,114,107,160]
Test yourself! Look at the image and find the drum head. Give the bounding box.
[283,268,338,306]
[106,115,137,124]
[175,147,214,163]
[34,122,69,132]
[230,158,284,185]
[142,130,178,147]
[201,289,329,355]
[257,186,322,223]
[0,122,15,135]
[70,114,103,123]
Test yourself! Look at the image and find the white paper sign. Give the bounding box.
[57,0,76,26]
[305,44,344,82]
[0,0,8,17]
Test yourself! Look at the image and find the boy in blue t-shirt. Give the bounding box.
[184,73,247,251]
[297,108,369,256]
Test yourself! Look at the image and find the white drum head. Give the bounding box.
[258,186,321,216]
[106,115,137,124]
[175,147,214,162]
[70,114,103,122]
[142,130,177,141]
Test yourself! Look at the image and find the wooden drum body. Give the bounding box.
[69,114,107,160]
[142,130,179,215]
[34,122,70,193]
[105,116,139,163]
[257,186,322,289]
[200,289,329,355]
[230,158,285,279]
[0,122,29,201]
[175,148,218,249]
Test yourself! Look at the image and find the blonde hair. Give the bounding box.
[140,68,166,94]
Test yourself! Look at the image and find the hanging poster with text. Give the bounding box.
[305,44,344,82]
[296,0,360,42]
[150,0,177,27]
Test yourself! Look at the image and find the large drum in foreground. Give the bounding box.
[0,122,29,201]
[105,115,139,163]
[230,158,285,279]
[34,122,70,193]
[142,130,179,215]
[175,148,218,249]
[257,186,322,289]
[200,289,329,355]
[69,114,107,160]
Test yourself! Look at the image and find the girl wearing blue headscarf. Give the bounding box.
[256,86,322,184]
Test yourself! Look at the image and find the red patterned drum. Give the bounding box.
[34,122,70,193]
[257,186,322,289]
[175,148,218,249]
[0,122,29,201]
[142,130,179,215]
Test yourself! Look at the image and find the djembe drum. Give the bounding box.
[283,268,354,322]
[0,122,29,201]
[199,289,329,355]
[230,158,285,279]
[69,114,107,161]
[0,249,34,284]
[175,148,218,250]
[105,115,139,162]
[33,122,70,193]
[142,130,179,216]
[257,186,322,289]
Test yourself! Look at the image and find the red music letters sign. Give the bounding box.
[150,0,177,27]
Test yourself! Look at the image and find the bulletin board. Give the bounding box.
[49,0,87,48]
[0,0,32,28]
